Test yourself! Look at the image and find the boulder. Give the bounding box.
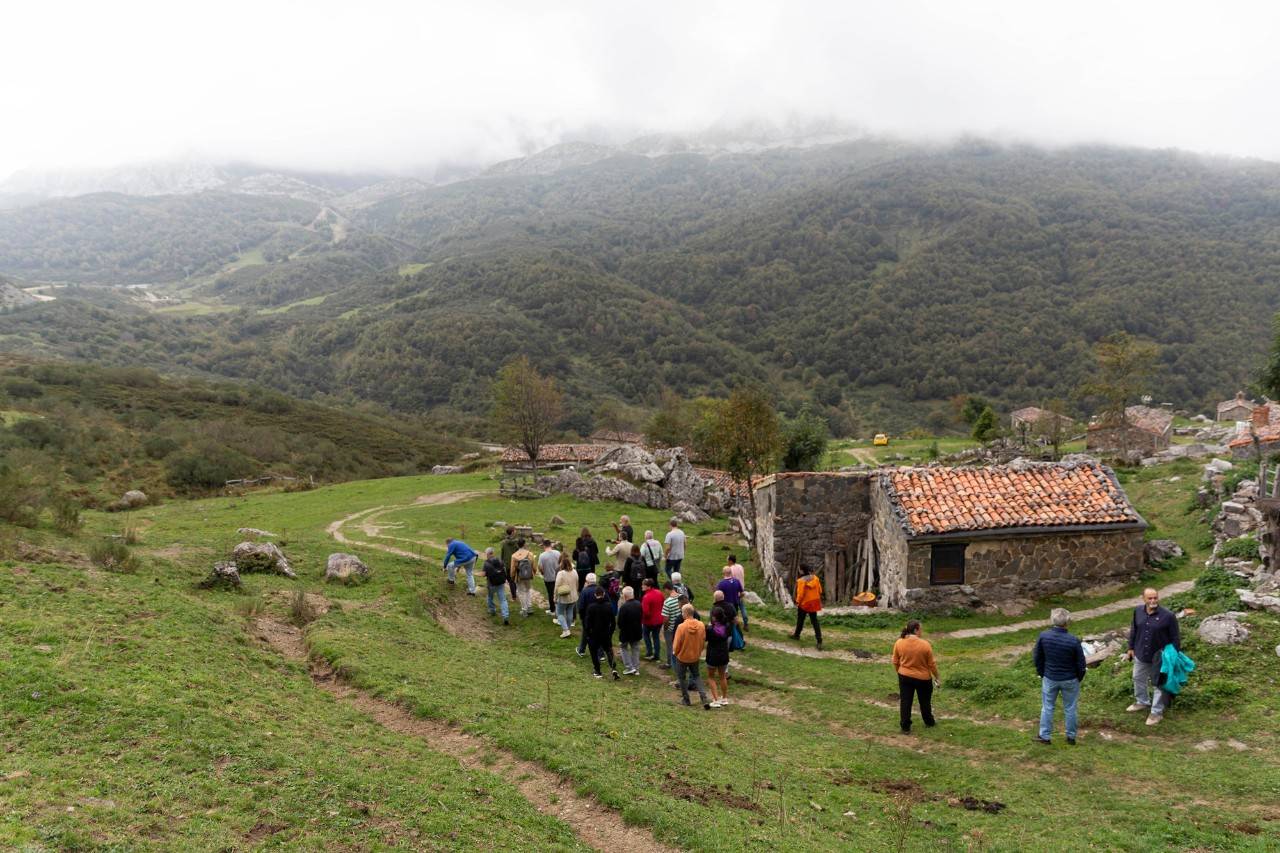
[743,590,765,606]
[325,553,371,584]
[237,527,278,539]
[1237,589,1280,614]
[119,490,148,509]
[1204,458,1234,475]
[198,561,242,590]
[1196,612,1250,645]
[1143,540,1184,565]
[431,465,464,475]
[671,500,710,524]
[231,541,295,578]
[549,514,567,527]
[995,598,1033,617]
[590,444,665,483]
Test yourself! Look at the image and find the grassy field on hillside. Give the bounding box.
[3,465,1278,850]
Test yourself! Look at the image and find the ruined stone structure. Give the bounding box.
[754,461,1147,612]
[1086,406,1172,455]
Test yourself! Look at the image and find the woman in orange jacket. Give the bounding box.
[791,565,823,650]
[891,620,939,733]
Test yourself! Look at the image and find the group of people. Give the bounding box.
[449,519,1192,731]
[890,586,1192,743]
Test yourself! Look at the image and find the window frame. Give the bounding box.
[929,542,966,585]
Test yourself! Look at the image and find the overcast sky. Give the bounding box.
[4,0,1279,179]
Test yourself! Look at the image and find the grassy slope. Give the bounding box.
[3,465,1278,850]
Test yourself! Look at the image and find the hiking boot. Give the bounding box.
[790,633,801,641]
[612,670,621,681]
[1067,737,1077,745]
[681,699,692,706]
[815,642,824,651]
[1033,736,1051,745]
[467,591,476,596]
[503,618,510,626]
[1145,715,1162,727]
[1125,703,1150,713]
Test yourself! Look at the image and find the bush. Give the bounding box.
[1188,564,1243,610]
[89,538,138,573]
[0,462,45,527]
[141,434,181,460]
[49,491,82,535]
[1217,535,1259,561]
[165,443,253,492]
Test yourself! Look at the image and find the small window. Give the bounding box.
[930,543,965,585]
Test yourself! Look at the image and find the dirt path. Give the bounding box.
[843,447,879,465]
[747,635,888,664]
[326,491,486,558]
[942,580,1195,639]
[252,617,679,853]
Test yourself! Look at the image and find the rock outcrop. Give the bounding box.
[198,561,242,590]
[1143,540,1184,565]
[325,553,370,584]
[534,445,732,515]
[231,541,295,578]
[237,527,278,539]
[1196,612,1250,645]
[431,465,464,475]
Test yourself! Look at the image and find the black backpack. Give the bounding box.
[516,554,535,580]
[483,558,506,587]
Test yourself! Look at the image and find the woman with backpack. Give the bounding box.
[706,596,733,707]
[573,528,600,577]
[573,542,594,593]
[623,544,647,599]
[509,539,536,618]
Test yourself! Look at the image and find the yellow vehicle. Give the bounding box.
[872,433,889,446]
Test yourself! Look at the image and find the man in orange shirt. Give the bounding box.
[791,565,823,650]
[672,604,712,709]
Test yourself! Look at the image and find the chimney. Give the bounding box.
[1252,405,1269,429]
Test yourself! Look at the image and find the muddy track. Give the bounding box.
[251,617,680,853]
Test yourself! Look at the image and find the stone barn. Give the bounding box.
[1086,406,1172,455]
[754,461,1147,612]
[1216,392,1254,423]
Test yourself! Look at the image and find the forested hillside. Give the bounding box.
[2,140,1279,434]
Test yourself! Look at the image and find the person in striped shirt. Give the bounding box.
[660,582,682,670]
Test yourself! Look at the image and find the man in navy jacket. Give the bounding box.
[1126,586,1180,726]
[1033,607,1086,745]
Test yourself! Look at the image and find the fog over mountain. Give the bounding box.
[3,1,1280,183]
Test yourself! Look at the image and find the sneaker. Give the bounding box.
[718,698,730,705]
[1145,715,1162,727]
[559,630,571,639]
[709,700,723,708]
[576,649,585,657]
[447,580,456,585]
[546,609,555,615]
[627,669,639,677]
[1125,703,1150,713]
[1066,737,1077,745]
[467,591,476,596]
[703,703,713,711]
[1033,736,1051,745]
[593,673,604,679]
[612,670,621,681]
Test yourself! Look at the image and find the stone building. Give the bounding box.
[1227,402,1280,460]
[1217,391,1255,423]
[1009,406,1074,435]
[753,461,1147,612]
[1085,405,1173,455]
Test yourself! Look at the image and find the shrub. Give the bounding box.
[1187,564,1243,610]
[289,590,320,627]
[89,538,138,573]
[165,443,253,492]
[49,491,82,535]
[1217,535,1258,561]
[141,434,181,460]
[0,461,44,527]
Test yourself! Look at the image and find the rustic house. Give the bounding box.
[1217,392,1255,422]
[753,461,1147,612]
[588,429,649,447]
[1227,402,1280,460]
[1009,406,1074,435]
[1085,405,1172,455]
[501,444,609,471]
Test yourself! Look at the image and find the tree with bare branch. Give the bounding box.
[491,356,562,475]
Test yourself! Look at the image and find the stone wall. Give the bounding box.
[870,480,911,608]
[755,473,872,607]
[1086,426,1169,454]
[894,528,1145,612]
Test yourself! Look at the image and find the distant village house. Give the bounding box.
[1217,391,1255,423]
[1227,402,1280,460]
[753,462,1146,612]
[1085,405,1172,455]
[1009,406,1074,437]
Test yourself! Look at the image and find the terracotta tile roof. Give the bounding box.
[882,462,1142,537]
[1087,405,1171,437]
[589,429,648,445]
[501,444,609,464]
[694,467,755,498]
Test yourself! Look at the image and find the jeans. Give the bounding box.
[664,558,682,578]
[588,638,616,675]
[486,584,509,619]
[1039,677,1081,741]
[619,641,640,672]
[516,579,533,614]
[556,601,576,631]
[793,609,822,645]
[642,624,662,658]
[898,673,935,731]
[1133,658,1169,717]
[674,659,709,705]
[739,600,749,630]
[663,626,677,666]
[447,559,476,593]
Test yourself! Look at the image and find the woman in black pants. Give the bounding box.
[891,620,939,733]
[584,587,620,680]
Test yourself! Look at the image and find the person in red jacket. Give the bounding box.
[640,577,666,662]
[791,565,823,650]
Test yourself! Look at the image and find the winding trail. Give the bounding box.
[252,616,678,853]
[942,579,1195,639]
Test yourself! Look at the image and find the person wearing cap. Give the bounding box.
[1034,607,1086,745]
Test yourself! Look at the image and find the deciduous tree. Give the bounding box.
[491,356,563,474]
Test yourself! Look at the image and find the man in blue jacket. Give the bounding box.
[442,537,478,595]
[1126,587,1180,726]
[1033,608,1086,745]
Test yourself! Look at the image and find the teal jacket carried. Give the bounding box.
[1159,644,1196,695]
